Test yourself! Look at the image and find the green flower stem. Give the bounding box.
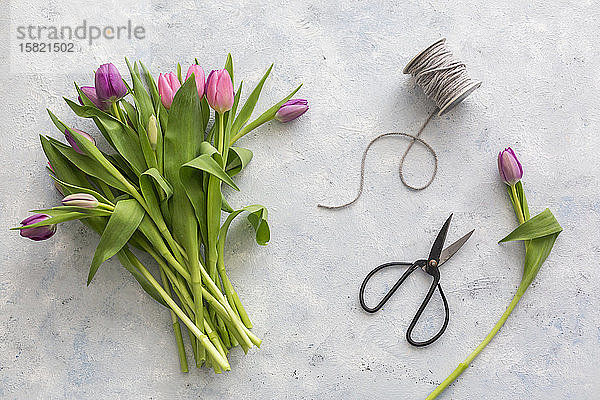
[217,113,225,154]
[510,184,526,224]
[148,248,195,312]
[184,228,204,365]
[206,113,226,282]
[111,101,122,122]
[158,266,188,372]
[216,316,232,349]
[121,183,188,269]
[218,261,252,328]
[94,179,116,202]
[204,316,227,358]
[197,260,254,349]
[217,244,252,328]
[124,249,230,371]
[158,252,244,346]
[97,203,114,212]
[137,221,191,281]
[426,282,527,400]
[158,253,233,331]
[168,259,245,358]
[169,284,201,367]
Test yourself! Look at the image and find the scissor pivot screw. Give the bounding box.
[428,260,438,268]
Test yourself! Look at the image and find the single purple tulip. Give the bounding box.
[498,147,523,186]
[78,86,110,111]
[205,69,234,114]
[62,193,99,208]
[64,128,96,154]
[94,63,128,103]
[186,65,206,99]
[158,72,181,109]
[275,99,309,123]
[20,214,56,241]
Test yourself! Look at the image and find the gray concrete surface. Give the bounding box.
[1,0,599,399]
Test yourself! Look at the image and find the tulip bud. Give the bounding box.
[147,115,158,150]
[158,72,181,109]
[275,99,309,122]
[498,147,523,186]
[20,214,56,241]
[186,65,206,99]
[64,128,96,154]
[62,193,99,208]
[205,69,234,114]
[78,86,110,111]
[94,63,128,103]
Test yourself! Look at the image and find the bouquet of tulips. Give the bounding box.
[14,55,308,372]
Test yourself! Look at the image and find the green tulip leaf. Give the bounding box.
[499,208,563,243]
[162,76,204,274]
[46,136,130,193]
[521,232,560,287]
[218,205,270,248]
[50,175,113,205]
[222,83,243,164]
[139,168,173,229]
[140,168,173,201]
[200,97,210,134]
[246,206,270,246]
[107,153,138,184]
[88,198,145,285]
[136,121,158,171]
[226,147,253,177]
[30,206,111,218]
[121,100,139,131]
[125,58,154,128]
[40,135,92,191]
[225,53,234,85]
[231,83,303,144]
[59,101,147,175]
[180,153,239,191]
[231,64,272,135]
[12,211,93,230]
[221,196,234,213]
[139,61,163,116]
[117,248,168,307]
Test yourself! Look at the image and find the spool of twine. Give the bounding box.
[318,38,480,210]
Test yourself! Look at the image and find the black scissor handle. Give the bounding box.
[359,262,417,313]
[406,270,449,347]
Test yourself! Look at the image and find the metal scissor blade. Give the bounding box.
[438,229,474,267]
[428,214,453,262]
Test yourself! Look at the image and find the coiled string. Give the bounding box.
[318,112,437,209]
[318,38,480,210]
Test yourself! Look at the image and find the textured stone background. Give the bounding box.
[1,1,599,399]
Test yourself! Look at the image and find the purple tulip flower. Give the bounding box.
[78,86,110,111]
[20,214,56,241]
[158,72,181,109]
[275,99,309,123]
[94,63,128,103]
[62,193,99,208]
[205,69,234,114]
[186,65,206,99]
[498,147,523,186]
[64,128,96,154]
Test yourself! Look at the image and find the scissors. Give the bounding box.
[359,214,474,347]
